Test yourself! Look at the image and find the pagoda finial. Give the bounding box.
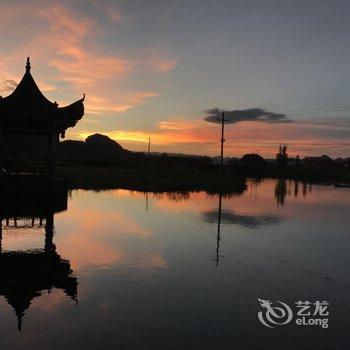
[25,57,31,73]
[16,309,24,332]
[17,314,23,332]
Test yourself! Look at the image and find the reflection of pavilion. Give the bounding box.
[0,179,77,331]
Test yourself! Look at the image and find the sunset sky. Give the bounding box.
[0,0,350,158]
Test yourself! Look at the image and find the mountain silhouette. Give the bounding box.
[57,133,130,165]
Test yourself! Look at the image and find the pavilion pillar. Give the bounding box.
[48,129,59,176]
[0,120,5,174]
[44,213,55,253]
[0,121,2,171]
[0,218,2,254]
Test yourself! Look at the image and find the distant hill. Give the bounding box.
[57,134,350,183]
[57,133,132,165]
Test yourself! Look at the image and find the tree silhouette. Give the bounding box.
[276,144,289,169]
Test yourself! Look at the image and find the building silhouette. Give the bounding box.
[0,182,77,331]
[0,57,84,174]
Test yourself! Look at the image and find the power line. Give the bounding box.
[275,105,350,115]
[277,104,350,112]
[289,108,350,116]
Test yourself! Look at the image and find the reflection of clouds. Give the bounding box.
[128,254,167,270]
[62,209,152,267]
[202,209,281,228]
[56,195,165,271]
[2,229,44,252]
[74,182,350,226]
[64,235,124,269]
[30,289,70,312]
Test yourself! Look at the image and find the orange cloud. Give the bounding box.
[0,3,176,116]
[71,117,350,157]
[109,8,123,23]
[83,91,159,115]
[150,57,178,73]
[90,1,123,23]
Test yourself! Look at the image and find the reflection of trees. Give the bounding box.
[302,182,307,197]
[274,179,313,205]
[274,179,287,206]
[248,178,261,198]
[294,180,299,198]
[0,180,77,331]
[144,191,191,212]
[302,182,313,197]
[151,191,191,202]
[166,192,191,201]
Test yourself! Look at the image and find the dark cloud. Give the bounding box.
[0,78,18,95]
[204,108,292,124]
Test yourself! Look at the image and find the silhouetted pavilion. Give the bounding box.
[0,57,84,174]
[0,184,77,331]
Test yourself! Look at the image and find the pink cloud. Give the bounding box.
[151,57,178,73]
[38,5,131,87]
[0,77,17,95]
[109,8,123,23]
[0,2,176,115]
[72,117,350,157]
[90,1,123,23]
[85,91,159,114]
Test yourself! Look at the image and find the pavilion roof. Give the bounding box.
[0,58,84,135]
[0,250,77,331]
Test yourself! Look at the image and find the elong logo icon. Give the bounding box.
[257,298,293,328]
[257,298,329,329]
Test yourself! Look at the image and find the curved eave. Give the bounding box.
[55,94,85,129]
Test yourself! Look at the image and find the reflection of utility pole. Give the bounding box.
[215,193,224,266]
[217,112,231,173]
[145,192,149,212]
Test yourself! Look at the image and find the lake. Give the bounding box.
[0,178,349,349]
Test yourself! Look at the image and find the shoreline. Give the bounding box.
[55,165,247,194]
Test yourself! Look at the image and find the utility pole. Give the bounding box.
[217,111,230,173]
[147,137,151,171]
[147,137,151,157]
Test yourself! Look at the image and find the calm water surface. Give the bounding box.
[0,179,349,349]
